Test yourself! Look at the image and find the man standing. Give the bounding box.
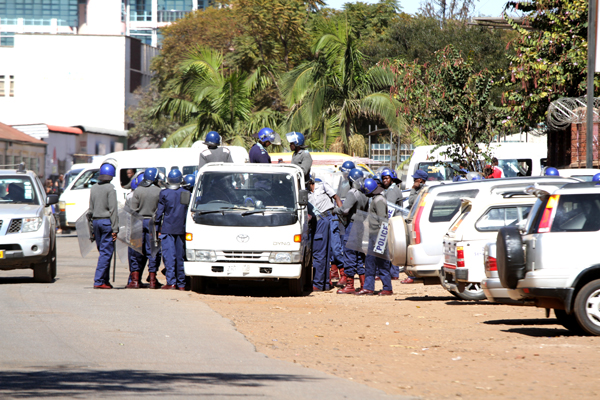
[127,168,163,289]
[155,169,189,290]
[198,131,233,169]
[308,175,342,291]
[334,168,368,294]
[408,169,428,210]
[286,131,312,179]
[89,162,119,289]
[249,127,275,164]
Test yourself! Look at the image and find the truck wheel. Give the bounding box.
[288,276,303,296]
[454,283,486,301]
[496,227,526,289]
[574,280,600,336]
[554,309,585,335]
[190,276,206,293]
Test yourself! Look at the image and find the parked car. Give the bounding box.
[390,176,580,299]
[556,168,600,182]
[0,164,58,282]
[496,181,600,335]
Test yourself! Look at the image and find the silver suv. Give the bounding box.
[497,182,600,335]
[0,165,58,282]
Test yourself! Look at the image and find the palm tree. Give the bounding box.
[280,18,406,152]
[153,47,281,148]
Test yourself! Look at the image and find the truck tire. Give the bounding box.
[574,280,600,336]
[496,227,526,289]
[190,276,206,293]
[288,276,303,296]
[454,282,486,301]
[554,309,585,335]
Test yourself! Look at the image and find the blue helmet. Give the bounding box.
[348,168,364,183]
[544,167,559,176]
[144,167,158,183]
[130,172,142,190]
[183,174,195,187]
[380,168,398,181]
[258,127,276,143]
[204,131,221,146]
[593,173,600,182]
[286,132,305,147]
[362,178,378,195]
[137,173,145,185]
[471,174,484,181]
[99,163,116,180]
[167,168,183,189]
[340,161,356,174]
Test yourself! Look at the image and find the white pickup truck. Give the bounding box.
[184,163,312,296]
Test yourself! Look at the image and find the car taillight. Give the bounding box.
[538,194,560,233]
[456,246,465,268]
[412,194,428,244]
[485,256,497,271]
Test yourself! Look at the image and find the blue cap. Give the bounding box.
[412,170,428,181]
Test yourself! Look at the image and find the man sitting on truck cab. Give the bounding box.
[198,131,233,169]
[250,128,275,164]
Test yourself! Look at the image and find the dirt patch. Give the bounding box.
[198,275,600,399]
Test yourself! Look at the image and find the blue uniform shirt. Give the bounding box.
[155,187,188,235]
[249,143,272,164]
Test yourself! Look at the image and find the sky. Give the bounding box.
[325,0,508,18]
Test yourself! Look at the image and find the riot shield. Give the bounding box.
[116,239,129,264]
[345,210,390,260]
[76,210,95,258]
[336,176,351,199]
[387,201,410,219]
[116,205,144,255]
[148,218,160,258]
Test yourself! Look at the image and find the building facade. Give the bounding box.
[0,122,47,177]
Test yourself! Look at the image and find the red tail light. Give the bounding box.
[538,195,559,233]
[456,246,465,268]
[485,256,497,271]
[412,194,428,244]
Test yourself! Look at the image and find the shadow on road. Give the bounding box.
[484,318,558,326]
[500,327,576,337]
[403,296,457,302]
[482,318,576,337]
[0,276,36,285]
[0,369,319,398]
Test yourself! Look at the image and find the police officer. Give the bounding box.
[286,131,312,179]
[308,175,342,291]
[356,178,392,296]
[334,168,368,293]
[249,127,275,164]
[127,167,163,289]
[380,168,403,280]
[182,174,195,192]
[198,131,233,169]
[155,169,189,290]
[408,169,428,210]
[90,162,119,289]
[125,171,141,286]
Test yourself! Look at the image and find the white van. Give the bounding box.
[402,143,547,190]
[59,145,249,227]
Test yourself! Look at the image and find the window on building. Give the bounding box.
[130,29,152,46]
[6,155,13,167]
[0,32,15,47]
[9,75,14,97]
[0,75,4,97]
[0,0,79,27]
[130,0,152,21]
[0,155,3,166]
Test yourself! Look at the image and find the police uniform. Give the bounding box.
[89,180,119,288]
[308,181,337,291]
[155,186,188,289]
[291,149,312,179]
[383,183,403,279]
[322,180,345,277]
[361,188,392,294]
[334,187,368,292]
[198,146,233,169]
[249,143,272,164]
[130,184,163,288]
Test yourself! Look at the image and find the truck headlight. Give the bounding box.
[269,251,301,263]
[195,250,217,262]
[22,217,42,232]
[186,249,195,261]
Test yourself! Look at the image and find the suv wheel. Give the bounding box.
[50,242,57,279]
[574,280,600,336]
[33,252,53,283]
[554,309,585,335]
[454,282,486,301]
[497,227,526,289]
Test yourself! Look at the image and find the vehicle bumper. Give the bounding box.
[441,266,468,292]
[481,278,527,305]
[184,261,302,279]
[0,235,49,259]
[406,245,441,278]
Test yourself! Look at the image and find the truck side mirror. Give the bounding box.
[180,191,191,206]
[298,189,309,206]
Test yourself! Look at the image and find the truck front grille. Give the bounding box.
[217,251,270,262]
[7,219,22,234]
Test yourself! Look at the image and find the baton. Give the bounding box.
[112,243,116,282]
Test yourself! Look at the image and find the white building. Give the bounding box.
[0,33,157,131]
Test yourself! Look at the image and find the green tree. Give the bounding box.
[153,47,281,148]
[502,0,597,131]
[340,0,401,41]
[280,18,406,151]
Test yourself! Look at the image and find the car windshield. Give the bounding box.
[0,176,40,204]
[417,162,460,181]
[497,159,531,177]
[192,171,296,212]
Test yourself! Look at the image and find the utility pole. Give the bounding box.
[587,0,597,168]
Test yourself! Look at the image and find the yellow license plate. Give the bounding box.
[0,250,4,259]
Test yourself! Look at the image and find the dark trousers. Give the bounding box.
[342,221,365,277]
[311,214,331,290]
[390,264,400,278]
[130,219,161,275]
[161,233,186,287]
[364,254,392,291]
[93,219,114,286]
[329,217,344,269]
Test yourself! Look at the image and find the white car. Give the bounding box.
[556,168,600,182]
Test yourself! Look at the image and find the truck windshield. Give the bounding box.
[192,171,296,212]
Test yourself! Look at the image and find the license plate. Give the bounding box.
[226,265,250,275]
[0,250,3,259]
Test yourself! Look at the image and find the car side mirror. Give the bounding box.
[46,194,59,206]
[298,189,309,206]
[180,191,191,206]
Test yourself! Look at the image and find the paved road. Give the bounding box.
[0,236,411,399]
